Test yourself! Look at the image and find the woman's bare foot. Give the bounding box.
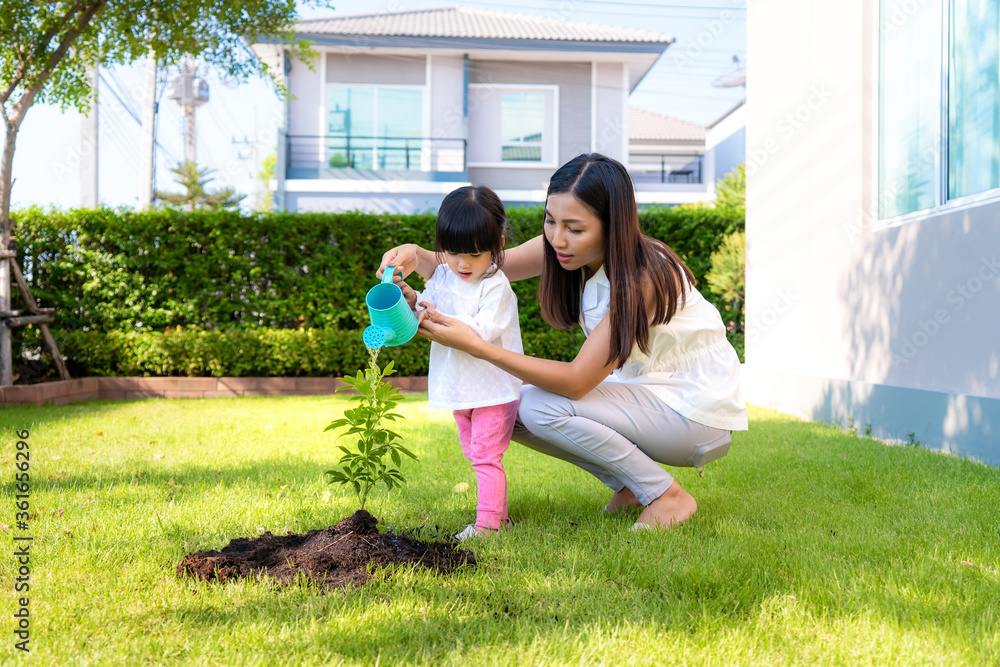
[605,487,643,513]
[634,481,697,529]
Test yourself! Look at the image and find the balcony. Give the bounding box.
[285,134,468,181]
[628,153,704,184]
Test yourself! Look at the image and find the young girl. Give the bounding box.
[398,185,522,541]
[382,154,747,531]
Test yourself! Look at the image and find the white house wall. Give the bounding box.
[287,52,322,164]
[325,53,426,85]
[467,60,592,192]
[287,192,447,214]
[429,55,466,172]
[593,62,627,161]
[707,103,746,184]
[745,0,1000,462]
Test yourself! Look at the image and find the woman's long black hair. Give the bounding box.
[539,153,695,368]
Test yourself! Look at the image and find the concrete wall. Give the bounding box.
[325,53,425,85]
[288,51,322,139]
[709,127,745,184]
[286,192,449,214]
[429,55,467,172]
[745,0,1000,462]
[594,62,627,161]
[706,102,745,184]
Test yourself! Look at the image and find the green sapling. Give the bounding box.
[324,346,417,510]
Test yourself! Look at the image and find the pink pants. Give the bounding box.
[453,400,520,530]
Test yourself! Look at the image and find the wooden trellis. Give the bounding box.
[0,248,70,385]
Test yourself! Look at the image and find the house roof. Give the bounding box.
[295,6,673,44]
[629,107,705,142]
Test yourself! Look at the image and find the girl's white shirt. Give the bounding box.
[417,264,523,410]
[580,265,749,431]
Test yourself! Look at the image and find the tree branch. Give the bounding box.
[8,0,108,117]
[0,2,87,107]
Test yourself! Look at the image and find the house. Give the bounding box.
[744,0,1000,463]
[252,6,729,213]
[627,106,709,205]
[626,102,747,205]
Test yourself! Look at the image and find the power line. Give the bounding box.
[98,70,181,165]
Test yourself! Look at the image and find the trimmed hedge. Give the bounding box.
[54,328,586,378]
[13,204,743,378]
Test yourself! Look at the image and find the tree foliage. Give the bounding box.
[256,154,276,212]
[705,230,745,334]
[1,1,321,112]
[1,0,328,230]
[155,161,245,210]
[714,164,746,213]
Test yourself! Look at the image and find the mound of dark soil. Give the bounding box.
[176,510,475,589]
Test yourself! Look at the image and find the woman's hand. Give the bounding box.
[377,244,418,279]
[417,303,484,355]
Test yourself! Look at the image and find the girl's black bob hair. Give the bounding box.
[435,185,508,275]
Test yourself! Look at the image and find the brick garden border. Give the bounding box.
[0,376,429,407]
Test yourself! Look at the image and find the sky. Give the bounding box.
[10,0,746,211]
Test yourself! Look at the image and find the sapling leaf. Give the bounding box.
[395,445,418,460]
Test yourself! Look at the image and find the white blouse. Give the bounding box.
[417,264,523,410]
[580,265,748,431]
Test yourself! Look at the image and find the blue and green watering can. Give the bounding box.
[363,266,419,349]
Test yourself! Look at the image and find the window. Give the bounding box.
[878,0,940,218]
[878,0,1000,220]
[467,85,559,168]
[327,86,423,170]
[501,92,544,161]
[949,0,1000,199]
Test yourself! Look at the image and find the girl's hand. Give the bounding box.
[378,244,419,279]
[417,303,483,355]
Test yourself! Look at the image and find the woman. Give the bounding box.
[380,154,747,530]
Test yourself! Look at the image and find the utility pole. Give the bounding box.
[169,56,210,166]
[138,50,158,209]
[80,66,99,208]
[232,108,259,208]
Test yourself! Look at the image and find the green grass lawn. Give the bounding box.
[1,395,997,666]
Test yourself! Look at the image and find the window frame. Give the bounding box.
[467,83,560,170]
[874,0,1000,230]
[322,82,428,172]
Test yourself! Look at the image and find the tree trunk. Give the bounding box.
[0,0,111,385]
[1,112,22,247]
[1,112,25,386]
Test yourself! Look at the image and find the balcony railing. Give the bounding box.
[286,134,467,177]
[629,153,704,184]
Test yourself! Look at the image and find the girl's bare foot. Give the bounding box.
[634,481,697,529]
[605,487,643,513]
